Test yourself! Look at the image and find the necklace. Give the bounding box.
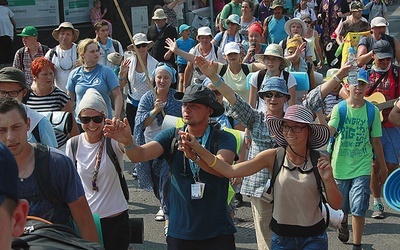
[59,47,74,71]
[19,169,28,182]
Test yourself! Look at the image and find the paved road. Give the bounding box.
[126,3,400,249]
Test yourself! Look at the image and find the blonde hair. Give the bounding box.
[77,38,98,64]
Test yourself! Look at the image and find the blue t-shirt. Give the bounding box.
[177,37,195,65]
[66,64,120,120]
[154,126,237,240]
[19,147,85,227]
[268,17,288,44]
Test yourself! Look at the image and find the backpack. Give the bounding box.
[264,15,290,39]
[18,45,49,71]
[219,63,251,77]
[32,125,41,143]
[11,216,104,250]
[48,45,79,62]
[215,4,233,31]
[69,136,130,201]
[327,100,376,154]
[215,32,244,48]
[266,147,330,228]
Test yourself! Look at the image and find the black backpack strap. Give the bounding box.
[241,64,250,76]
[32,125,41,143]
[112,39,119,52]
[33,143,66,209]
[69,135,79,166]
[213,44,219,58]
[219,64,228,77]
[266,147,286,195]
[18,47,25,71]
[41,45,49,54]
[257,69,267,90]
[105,137,129,201]
[281,39,287,52]
[283,70,290,85]
[48,48,57,61]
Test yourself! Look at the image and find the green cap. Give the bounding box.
[17,26,38,37]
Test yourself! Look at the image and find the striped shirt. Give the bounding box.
[26,87,70,147]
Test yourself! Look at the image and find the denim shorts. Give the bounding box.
[271,231,328,250]
[335,176,371,217]
[381,127,400,164]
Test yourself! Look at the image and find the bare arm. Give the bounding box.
[104,117,165,162]
[314,30,324,69]
[249,85,258,109]
[389,98,400,127]
[394,38,400,64]
[371,137,388,185]
[118,59,131,88]
[317,154,342,210]
[356,44,373,67]
[111,87,123,119]
[319,64,350,99]
[142,99,164,128]
[67,91,75,104]
[165,38,195,63]
[183,62,194,88]
[10,17,16,30]
[179,130,275,178]
[69,196,99,243]
[309,64,317,90]
[194,56,237,105]
[288,86,296,106]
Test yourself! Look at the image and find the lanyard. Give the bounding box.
[187,125,210,182]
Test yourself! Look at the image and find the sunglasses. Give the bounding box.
[304,21,312,24]
[79,115,104,124]
[212,90,221,96]
[262,92,286,98]
[226,22,237,26]
[136,43,148,48]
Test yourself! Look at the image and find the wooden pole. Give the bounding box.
[112,0,165,117]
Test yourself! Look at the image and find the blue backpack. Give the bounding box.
[327,100,376,153]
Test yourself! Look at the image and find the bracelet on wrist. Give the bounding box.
[118,77,125,81]
[209,155,218,168]
[190,154,201,163]
[149,112,156,119]
[333,75,342,83]
[124,137,135,151]
[212,76,223,87]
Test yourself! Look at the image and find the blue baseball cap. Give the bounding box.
[258,77,291,100]
[179,24,191,34]
[357,68,369,85]
[0,141,19,205]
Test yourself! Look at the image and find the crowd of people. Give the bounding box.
[0,0,399,249]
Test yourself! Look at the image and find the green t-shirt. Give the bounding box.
[220,2,242,29]
[328,101,381,179]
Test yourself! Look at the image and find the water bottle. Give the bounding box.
[347,47,358,86]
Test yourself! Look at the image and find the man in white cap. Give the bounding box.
[45,22,80,92]
[357,17,400,68]
[147,8,178,73]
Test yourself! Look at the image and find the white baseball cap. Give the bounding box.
[371,17,389,28]
[223,42,240,55]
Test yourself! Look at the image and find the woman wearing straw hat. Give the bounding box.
[178,104,342,250]
[248,43,296,114]
[118,33,158,133]
[45,22,80,92]
[280,18,313,64]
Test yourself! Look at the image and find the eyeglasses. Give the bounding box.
[280,125,308,133]
[304,21,312,24]
[136,43,148,48]
[212,90,221,96]
[0,89,24,97]
[79,115,104,124]
[262,92,285,98]
[226,22,236,26]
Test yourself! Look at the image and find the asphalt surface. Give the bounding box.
[126,3,400,249]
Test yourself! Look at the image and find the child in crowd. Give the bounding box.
[323,68,343,121]
[165,24,195,91]
[328,68,387,250]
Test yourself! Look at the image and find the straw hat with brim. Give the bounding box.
[284,18,307,37]
[52,22,80,42]
[152,9,167,20]
[107,52,123,66]
[173,84,224,117]
[266,105,330,149]
[254,44,291,68]
[127,33,153,51]
[270,0,284,9]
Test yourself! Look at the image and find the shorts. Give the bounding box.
[177,64,187,74]
[381,126,400,164]
[335,176,371,217]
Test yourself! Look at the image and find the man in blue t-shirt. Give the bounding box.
[105,84,237,249]
[262,0,289,44]
[0,97,98,243]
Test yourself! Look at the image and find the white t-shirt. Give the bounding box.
[250,70,297,113]
[45,44,78,92]
[67,134,128,218]
[98,38,124,70]
[0,6,14,38]
[189,44,224,84]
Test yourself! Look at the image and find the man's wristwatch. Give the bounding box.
[190,154,201,163]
